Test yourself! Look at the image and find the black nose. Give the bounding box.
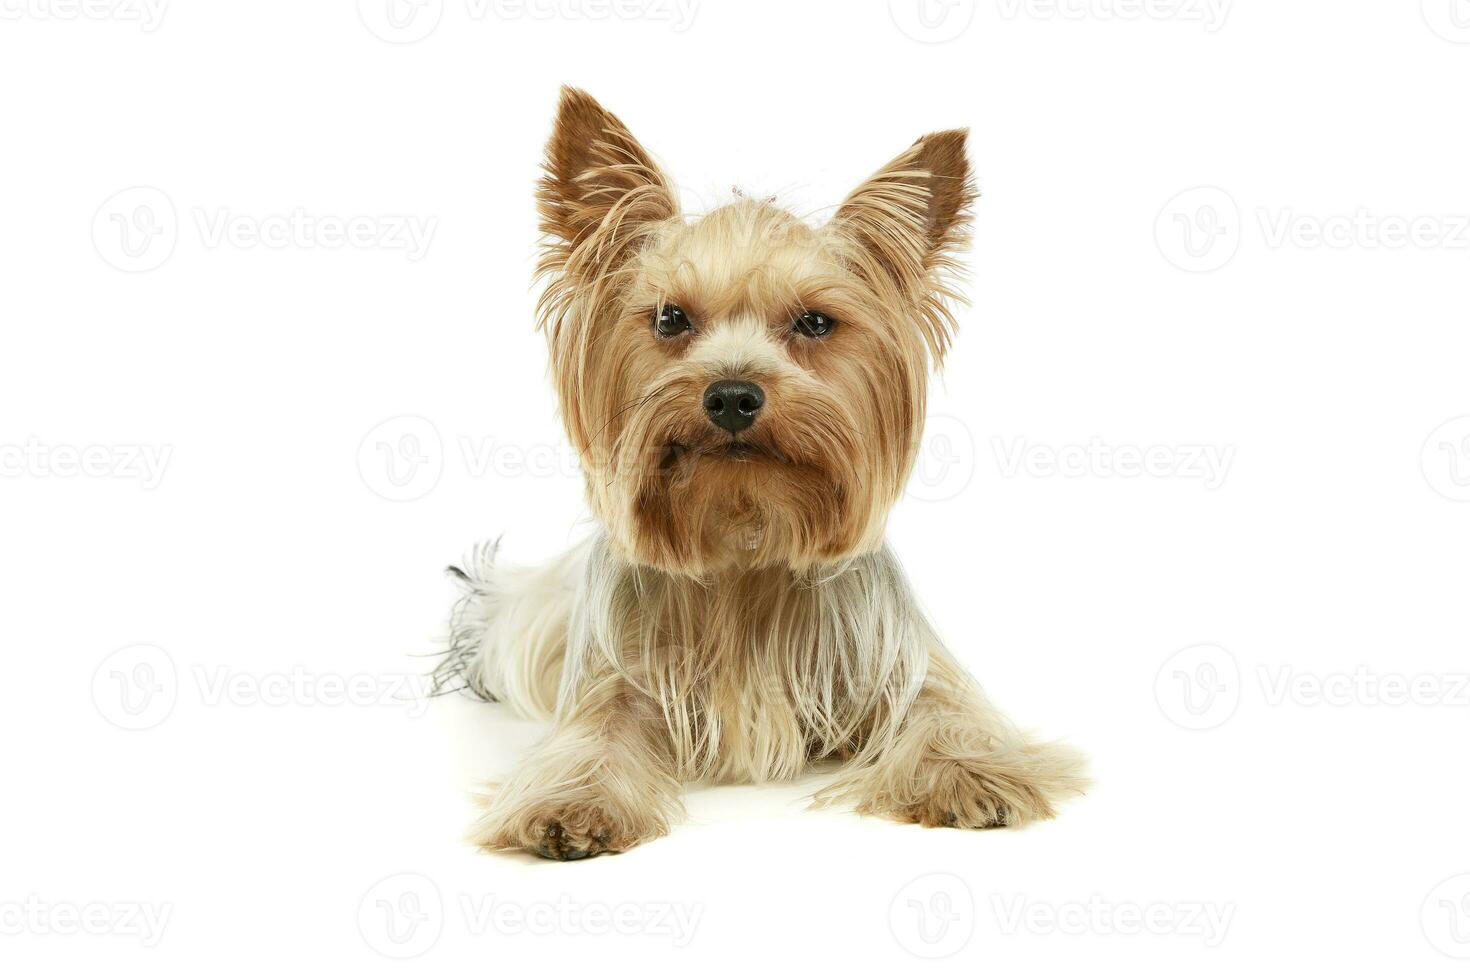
[703,380,764,434]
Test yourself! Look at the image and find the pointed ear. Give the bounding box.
[833,129,975,360]
[537,87,678,271]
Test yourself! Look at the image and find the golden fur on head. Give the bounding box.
[440,89,1085,861]
[536,86,974,575]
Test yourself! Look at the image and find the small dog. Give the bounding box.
[438,88,1086,859]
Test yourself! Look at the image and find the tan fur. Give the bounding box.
[446,88,1087,859]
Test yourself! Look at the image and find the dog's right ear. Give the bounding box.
[537,87,678,272]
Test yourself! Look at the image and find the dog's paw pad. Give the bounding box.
[532,820,608,861]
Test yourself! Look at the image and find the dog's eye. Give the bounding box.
[653,304,692,337]
[792,310,836,338]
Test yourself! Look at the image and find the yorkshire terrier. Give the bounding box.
[437,87,1086,860]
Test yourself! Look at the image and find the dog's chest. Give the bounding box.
[702,637,811,782]
[649,580,851,782]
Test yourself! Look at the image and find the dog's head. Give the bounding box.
[535,88,973,575]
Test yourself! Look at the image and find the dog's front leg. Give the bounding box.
[820,651,1088,830]
[469,681,682,860]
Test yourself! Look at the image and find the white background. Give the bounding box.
[3,0,1469,975]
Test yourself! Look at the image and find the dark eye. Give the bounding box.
[792,310,836,338]
[653,304,692,337]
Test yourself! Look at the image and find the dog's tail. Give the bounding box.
[431,538,505,701]
[431,538,578,718]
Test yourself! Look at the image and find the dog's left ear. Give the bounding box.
[834,129,975,361]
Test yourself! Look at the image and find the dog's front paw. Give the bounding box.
[888,761,1052,829]
[470,790,668,860]
[530,819,609,861]
[858,752,1082,831]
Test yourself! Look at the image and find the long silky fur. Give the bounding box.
[448,87,1086,858]
[456,534,1088,844]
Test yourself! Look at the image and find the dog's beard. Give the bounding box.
[655,431,790,471]
[598,383,879,575]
